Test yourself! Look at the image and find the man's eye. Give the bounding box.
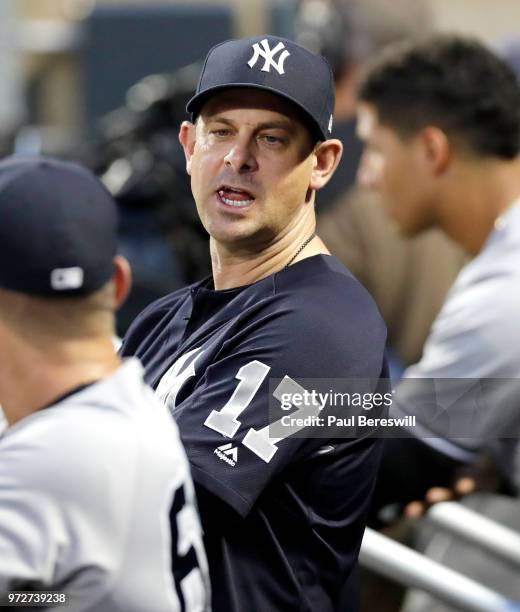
[211,129,231,137]
[260,134,284,145]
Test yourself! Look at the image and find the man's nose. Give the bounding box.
[223,139,258,173]
[357,150,383,190]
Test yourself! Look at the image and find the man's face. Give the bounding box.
[180,88,317,247]
[356,103,436,236]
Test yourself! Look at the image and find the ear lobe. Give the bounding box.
[421,127,450,174]
[179,121,196,175]
[113,255,132,310]
[309,139,343,191]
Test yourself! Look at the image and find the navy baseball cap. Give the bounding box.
[0,156,118,298]
[187,35,335,141]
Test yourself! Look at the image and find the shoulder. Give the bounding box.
[132,283,194,322]
[277,254,380,302]
[120,283,195,356]
[406,227,520,378]
[0,409,104,507]
[456,206,520,290]
[275,255,387,342]
[231,256,387,378]
[0,364,187,500]
[435,225,520,326]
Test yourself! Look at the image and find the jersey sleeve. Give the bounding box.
[171,288,387,517]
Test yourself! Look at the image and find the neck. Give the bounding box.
[436,156,520,256]
[0,335,120,426]
[210,220,329,290]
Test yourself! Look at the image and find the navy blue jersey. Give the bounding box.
[121,254,387,612]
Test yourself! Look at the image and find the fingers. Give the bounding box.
[402,479,478,521]
[426,486,454,505]
[454,476,476,497]
[404,500,426,519]
[404,487,453,519]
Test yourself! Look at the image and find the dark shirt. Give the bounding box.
[121,254,388,612]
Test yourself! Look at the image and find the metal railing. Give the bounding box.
[360,527,520,612]
[427,501,520,567]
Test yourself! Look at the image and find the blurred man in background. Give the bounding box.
[357,33,520,517]
[0,157,209,611]
[295,0,466,373]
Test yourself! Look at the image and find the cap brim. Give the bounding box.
[186,83,326,141]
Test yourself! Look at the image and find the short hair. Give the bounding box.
[358,35,520,159]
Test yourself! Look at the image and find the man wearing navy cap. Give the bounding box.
[122,36,388,612]
[0,157,209,611]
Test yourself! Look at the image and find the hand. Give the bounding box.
[404,476,477,519]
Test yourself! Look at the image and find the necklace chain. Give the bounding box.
[285,232,316,269]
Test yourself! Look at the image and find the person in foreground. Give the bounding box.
[121,35,388,612]
[355,35,520,517]
[0,157,209,611]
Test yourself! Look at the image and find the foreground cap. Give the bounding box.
[187,35,335,140]
[0,156,118,298]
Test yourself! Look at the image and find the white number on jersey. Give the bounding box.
[158,350,322,464]
[170,481,210,612]
[204,361,270,437]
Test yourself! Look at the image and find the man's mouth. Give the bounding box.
[217,186,255,208]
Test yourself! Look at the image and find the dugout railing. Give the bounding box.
[360,522,520,612]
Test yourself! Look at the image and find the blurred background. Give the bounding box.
[2,3,520,611]
[3,0,520,334]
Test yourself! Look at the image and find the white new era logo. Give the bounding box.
[50,267,84,290]
[248,39,290,75]
[214,443,238,466]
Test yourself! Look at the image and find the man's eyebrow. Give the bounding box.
[205,116,234,126]
[255,120,295,132]
[205,116,295,132]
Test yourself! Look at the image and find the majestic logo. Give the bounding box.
[248,39,290,75]
[214,443,238,467]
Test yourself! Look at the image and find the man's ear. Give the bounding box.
[309,139,343,191]
[113,255,132,310]
[419,126,451,175]
[179,120,196,176]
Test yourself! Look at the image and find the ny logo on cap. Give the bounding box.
[248,39,290,75]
